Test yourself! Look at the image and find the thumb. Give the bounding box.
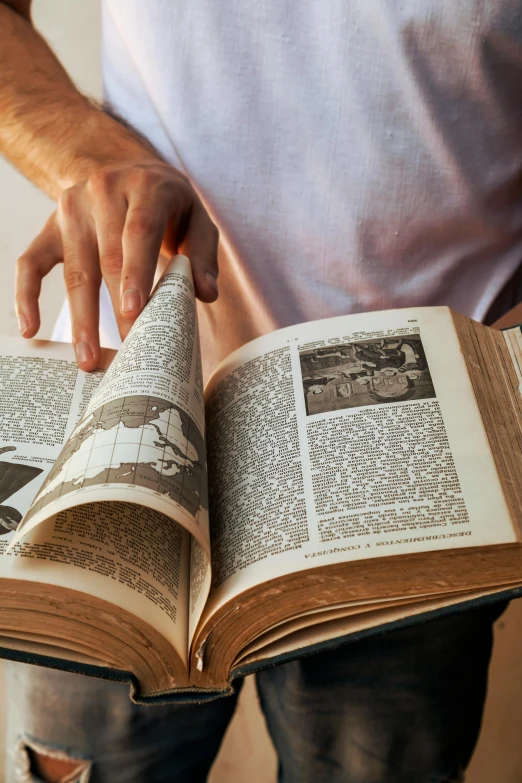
[15,212,63,338]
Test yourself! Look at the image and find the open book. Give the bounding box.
[1,255,522,702]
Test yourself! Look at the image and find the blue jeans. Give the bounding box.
[5,603,505,783]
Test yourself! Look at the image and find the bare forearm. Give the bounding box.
[1,2,218,371]
[0,3,158,198]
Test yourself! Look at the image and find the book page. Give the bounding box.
[0,509,190,665]
[0,337,110,532]
[235,587,510,669]
[203,306,515,620]
[0,336,189,663]
[11,256,210,561]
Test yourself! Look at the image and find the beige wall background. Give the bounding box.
[0,2,521,781]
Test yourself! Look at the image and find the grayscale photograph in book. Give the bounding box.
[299,334,436,415]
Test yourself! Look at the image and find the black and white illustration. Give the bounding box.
[23,395,207,526]
[299,334,435,415]
[0,447,43,534]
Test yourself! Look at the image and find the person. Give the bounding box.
[0,1,521,781]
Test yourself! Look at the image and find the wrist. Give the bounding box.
[54,105,163,196]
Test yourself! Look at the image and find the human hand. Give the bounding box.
[15,159,219,371]
[492,303,522,331]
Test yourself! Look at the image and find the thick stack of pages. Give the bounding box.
[0,255,520,703]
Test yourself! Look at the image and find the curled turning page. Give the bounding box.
[10,256,211,563]
[0,333,192,684]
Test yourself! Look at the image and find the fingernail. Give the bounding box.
[17,314,29,336]
[121,289,141,313]
[205,272,218,295]
[75,341,93,366]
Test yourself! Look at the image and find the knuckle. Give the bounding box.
[155,169,190,197]
[100,247,123,276]
[63,266,92,292]
[125,210,158,240]
[87,169,113,198]
[72,323,93,341]
[101,220,123,246]
[58,186,80,219]
[173,179,194,204]
[161,183,193,218]
[127,168,151,191]
[142,168,163,187]
[167,166,190,189]
[175,170,191,187]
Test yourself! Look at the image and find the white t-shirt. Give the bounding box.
[54,0,522,378]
